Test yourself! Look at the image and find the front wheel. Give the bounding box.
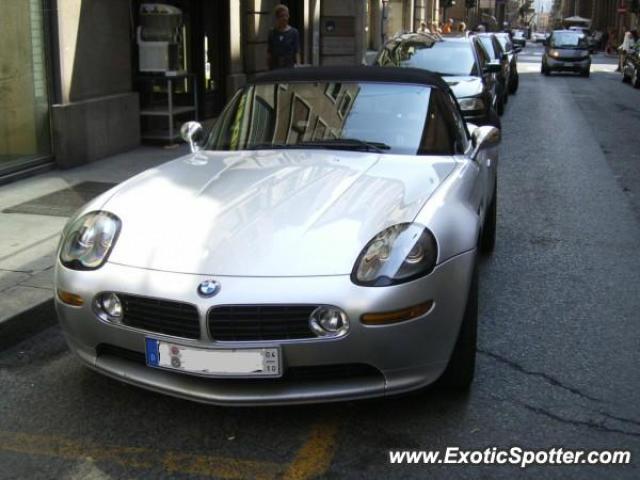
[497,94,505,116]
[487,108,501,130]
[509,73,519,93]
[581,69,590,78]
[437,264,478,389]
[622,69,630,83]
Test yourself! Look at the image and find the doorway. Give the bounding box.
[282,0,305,63]
[190,0,229,119]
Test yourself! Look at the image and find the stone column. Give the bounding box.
[320,0,366,65]
[370,0,383,51]
[52,0,139,168]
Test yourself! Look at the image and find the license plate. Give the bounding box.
[145,338,281,378]
[563,62,575,67]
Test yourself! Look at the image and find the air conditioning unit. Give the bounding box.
[137,3,184,73]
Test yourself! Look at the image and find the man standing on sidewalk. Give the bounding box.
[267,4,301,70]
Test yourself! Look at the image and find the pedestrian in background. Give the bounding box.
[618,30,638,72]
[267,4,300,70]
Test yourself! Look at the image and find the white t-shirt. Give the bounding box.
[621,32,638,52]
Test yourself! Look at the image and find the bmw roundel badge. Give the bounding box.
[198,279,220,297]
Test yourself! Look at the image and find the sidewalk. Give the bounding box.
[0,145,188,345]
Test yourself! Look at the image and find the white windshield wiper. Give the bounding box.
[245,139,391,153]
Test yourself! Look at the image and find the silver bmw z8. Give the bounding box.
[55,67,499,405]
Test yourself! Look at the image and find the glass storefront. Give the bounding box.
[0,0,51,177]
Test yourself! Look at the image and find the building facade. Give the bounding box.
[0,0,54,183]
[555,0,638,35]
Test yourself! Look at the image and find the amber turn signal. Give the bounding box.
[57,289,84,306]
[361,301,433,325]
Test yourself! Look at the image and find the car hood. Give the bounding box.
[104,149,456,276]
[442,76,484,99]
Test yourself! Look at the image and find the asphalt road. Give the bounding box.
[1,43,639,480]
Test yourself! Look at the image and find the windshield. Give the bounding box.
[550,32,587,48]
[495,34,512,52]
[206,82,432,155]
[479,37,498,60]
[386,41,477,76]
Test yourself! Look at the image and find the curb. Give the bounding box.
[0,298,57,350]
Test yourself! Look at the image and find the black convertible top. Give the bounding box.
[254,66,450,91]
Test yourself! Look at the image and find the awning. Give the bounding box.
[563,16,591,24]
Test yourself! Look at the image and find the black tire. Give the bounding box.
[633,69,640,89]
[510,74,519,93]
[622,69,630,83]
[481,183,497,254]
[542,64,550,76]
[582,69,590,78]
[487,108,501,130]
[497,94,505,116]
[437,264,478,389]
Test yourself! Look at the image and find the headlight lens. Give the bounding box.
[550,50,560,58]
[352,223,438,286]
[458,97,485,111]
[59,211,121,270]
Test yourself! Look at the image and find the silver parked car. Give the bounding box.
[55,67,499,406]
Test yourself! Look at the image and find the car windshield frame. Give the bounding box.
[204,80,462,156]
[550,32,588,49]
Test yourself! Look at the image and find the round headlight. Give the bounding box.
[95,292,123,323]
[309,307,349,338]
[60,211,121,270]
[352,223,437,287]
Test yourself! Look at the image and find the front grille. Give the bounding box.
[208,305,317,341]
[119,294,201,339]
[95,344,382,383]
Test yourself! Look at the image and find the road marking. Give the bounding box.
[282,418,341,480]
[164,451,281,479]
[0,430,283,479]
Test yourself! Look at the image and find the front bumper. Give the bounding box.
[55,250,476,406]
[545,56,590,72]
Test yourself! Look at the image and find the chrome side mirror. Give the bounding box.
[180,121,205,153]
[471,125,500,159]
